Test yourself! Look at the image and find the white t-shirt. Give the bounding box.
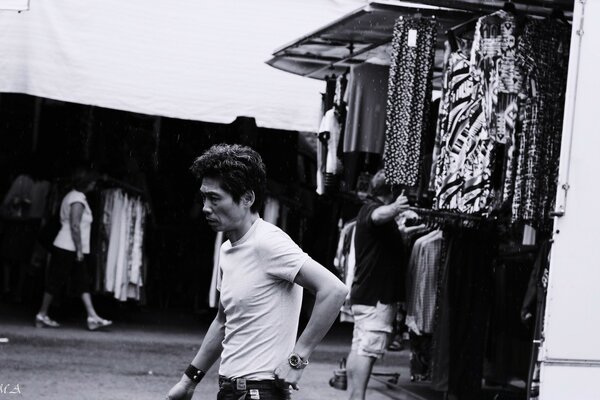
[217,218,310,380]
[53,190,93,254]
[318,108,342,174]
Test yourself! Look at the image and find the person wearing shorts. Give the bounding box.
[346,170,409,400]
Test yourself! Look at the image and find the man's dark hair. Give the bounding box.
[190,144,266,213]
[369,169,392,198]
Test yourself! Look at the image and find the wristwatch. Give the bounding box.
[288,352,309,369]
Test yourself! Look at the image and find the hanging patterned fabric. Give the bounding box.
[384,17,437,186]
[431,49,486,211]
[429,42,452,194]
[512,18,571,229]
[466,10,523,210]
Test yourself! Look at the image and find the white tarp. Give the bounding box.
[0,0,365,132]
[0,0,28,11]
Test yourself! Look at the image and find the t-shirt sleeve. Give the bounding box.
[258,228,310,283]
[361,202,379,230]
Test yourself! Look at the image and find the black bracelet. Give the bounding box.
[184,364,205,384]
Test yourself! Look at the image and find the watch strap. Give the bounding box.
[185,364,205,384]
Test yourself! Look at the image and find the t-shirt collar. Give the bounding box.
[230,217,262,247]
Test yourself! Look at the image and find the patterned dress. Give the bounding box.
[511,18,571,230]
[432,49,485,211]
[384,17,437,186]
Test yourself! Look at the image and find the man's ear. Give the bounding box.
[242,190,255,208]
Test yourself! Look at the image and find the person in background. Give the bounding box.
[346,169,409,400]
[34,166,112,331]
[166,144,348,400]
[0,160,50,303]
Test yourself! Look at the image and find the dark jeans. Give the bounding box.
[217,377,291,400]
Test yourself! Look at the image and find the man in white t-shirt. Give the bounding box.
[166,144,348,400]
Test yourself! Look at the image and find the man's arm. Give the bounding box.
[166,301,226,400]
[274,259,348,389]
[371,193,408,225]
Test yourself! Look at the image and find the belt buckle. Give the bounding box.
[236,378,247,391]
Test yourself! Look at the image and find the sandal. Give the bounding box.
[87,317,112,331]
[35,313,60,328]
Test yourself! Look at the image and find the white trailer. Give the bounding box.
[541,0,600,398]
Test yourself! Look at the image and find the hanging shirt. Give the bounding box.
[318,108,342,174]
[343,63,390,154]
[406,229,443,334]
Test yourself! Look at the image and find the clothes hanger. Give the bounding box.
[550,7,571,25]
[446,17,478,52]
[503,0,517,14]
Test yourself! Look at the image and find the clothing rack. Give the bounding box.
[407,206,495,229]
[97,176,144,198]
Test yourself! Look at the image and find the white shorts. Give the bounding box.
[351,302,397,359]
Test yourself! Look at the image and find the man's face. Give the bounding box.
[199,176,246,233]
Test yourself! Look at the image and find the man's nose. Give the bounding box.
[202,203,211,214]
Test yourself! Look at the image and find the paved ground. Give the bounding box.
[0,302,434,400]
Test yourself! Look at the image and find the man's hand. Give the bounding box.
[392,193,409,214]
[166,377,197,400]
[274,360,303,391]
[395,210,427,242]
[76,250,84,262]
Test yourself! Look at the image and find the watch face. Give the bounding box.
[289,354,300,367]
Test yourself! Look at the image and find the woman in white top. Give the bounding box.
[35,168,112,331]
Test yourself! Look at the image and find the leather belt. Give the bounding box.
[218,376,279,392]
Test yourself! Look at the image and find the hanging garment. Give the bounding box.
[406,229,444,335]
[431,50,486,211]
[468,10,523,207]
[208,231,224,308]
[343,63,390,154]
[333,220,357,323]
[263,196,281,225]
[511,18,571,230]
[430,228,494,398]
[104,190,123,293]
[384,17,437,186]
[429,41,453,194]
[101,189,146,301]
[127,200,145,300]
[319,108,342,174]
[95,191,115,292]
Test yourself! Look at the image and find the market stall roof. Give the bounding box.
[266,0,574,86]
[0,0,367,133]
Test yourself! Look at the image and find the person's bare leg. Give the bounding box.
[81,292,99,319]
[38,292,54,316]
[347,350,377,400]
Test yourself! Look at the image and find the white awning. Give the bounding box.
[0,0,365,132]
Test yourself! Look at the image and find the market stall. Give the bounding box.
[267,1,579,399]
